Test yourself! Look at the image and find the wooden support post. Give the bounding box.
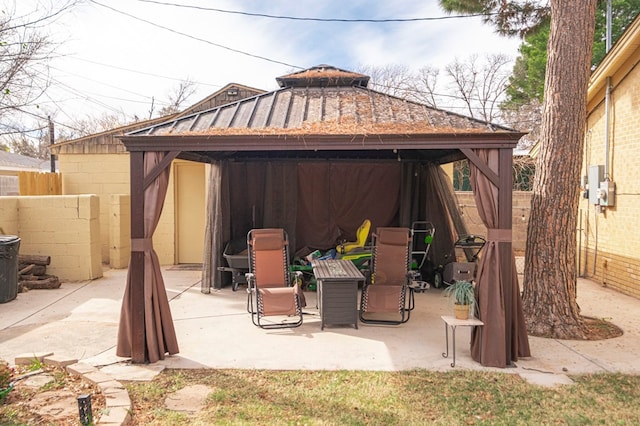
[130,151,147,363]
[498,148,514,362]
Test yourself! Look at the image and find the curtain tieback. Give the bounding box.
[131,238,153,252]
[487,228,511,242]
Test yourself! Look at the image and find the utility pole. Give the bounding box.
[48,116,55,172]
[148,96,155,119]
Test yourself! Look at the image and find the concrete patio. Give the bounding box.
[1,266,639,383]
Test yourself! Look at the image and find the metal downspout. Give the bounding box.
[604,76,611,180]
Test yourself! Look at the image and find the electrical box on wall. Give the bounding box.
[588,165,604,205]
[598,181,616,206]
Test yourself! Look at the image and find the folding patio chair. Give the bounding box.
[245,228,304,329]
[359,227,414,325]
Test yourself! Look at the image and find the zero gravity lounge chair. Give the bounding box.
[359,227,414,325]
[245,229,304,329]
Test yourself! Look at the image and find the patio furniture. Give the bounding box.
[245,229,304,329]
[312,259,365,330]
[441,315,484,367]
[359,227,414,325]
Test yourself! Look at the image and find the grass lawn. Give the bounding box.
[125,369,640,425]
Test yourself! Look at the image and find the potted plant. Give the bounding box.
[443,280,476,320]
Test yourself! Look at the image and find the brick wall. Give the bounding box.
[582,249,640,299]
[583,54,640,298]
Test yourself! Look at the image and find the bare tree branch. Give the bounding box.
[408,66,440,107]
[357,63,415,99]
[444,54,512,122]
[156,79,198,117]
[0,1,78,138]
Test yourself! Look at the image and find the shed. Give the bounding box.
[49,83,266,266]
[116,65,530,368]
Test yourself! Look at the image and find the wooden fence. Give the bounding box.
[18,172,62,195]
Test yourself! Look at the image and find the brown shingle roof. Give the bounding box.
[121,66,522,164]
[132,85,506,137]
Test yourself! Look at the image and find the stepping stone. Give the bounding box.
[519,372,574,387]
[164,384,212,413]
[100,363,165,382]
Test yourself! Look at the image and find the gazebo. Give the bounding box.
[116,65,530,368]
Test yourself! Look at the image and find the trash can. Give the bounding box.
[0,236,21,303]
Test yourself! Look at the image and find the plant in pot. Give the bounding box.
[443,280,476,320]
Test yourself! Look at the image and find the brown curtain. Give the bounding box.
[469,149,530,367]
[398,162,419,227]
[421,164,459,270]
[263,162,298,250]
[296,163,339,249]
[228,162,267,235]
[203,160,461,291]
[117,151,179,363]
[202,161,298,290]
[201,162,226,293]
[296,162,401,251]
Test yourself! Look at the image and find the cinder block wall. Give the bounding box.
[109,194,130,269]
[0,197,19,234]
[583,65,640,298]
[60,153,129,264]
[0,195,102,281]
[59,153,175,266]
[455,191,531,255]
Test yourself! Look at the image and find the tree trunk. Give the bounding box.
[522,0,597,338]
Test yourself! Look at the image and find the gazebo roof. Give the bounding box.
[121,65,523,163]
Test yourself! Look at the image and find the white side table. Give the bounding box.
[441,315,484,367]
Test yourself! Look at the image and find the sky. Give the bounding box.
[10,0,523,137]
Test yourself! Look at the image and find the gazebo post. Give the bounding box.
[129,151,147,363]
[498,147,514,362]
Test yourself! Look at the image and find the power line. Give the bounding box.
[65,56,223,88]
[88,0,304,70]
[28,71,127,115]
[0,126,48,137]
[49,65,159,103]
[10,106,86,133]
[43,76,127,116]
[133,0,496,23]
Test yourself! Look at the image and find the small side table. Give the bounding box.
[441,315,483,367]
